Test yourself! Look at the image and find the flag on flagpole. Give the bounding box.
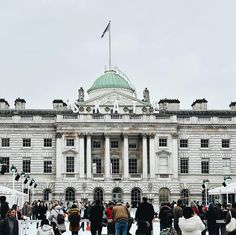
[101,21,110,38]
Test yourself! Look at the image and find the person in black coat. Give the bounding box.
[0,208,19,235]
[0,196,9,220]
[36,201,47,220]
[135,197,155,235]
[159,202,173,231]
[226,202,236,235]
[89,200,104,235]
[205,203,218,235]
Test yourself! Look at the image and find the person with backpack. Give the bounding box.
[48,204,66,234]
[68,204,81,235]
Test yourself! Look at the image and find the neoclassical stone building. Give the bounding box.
[0,67,235,206]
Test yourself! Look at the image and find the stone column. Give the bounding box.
[172,133,178,179]
[86,134,92,179]
[79,134,85,178]
[142,134,148,179]
[56,133,62,178]
[123,134,129,179]
[149,134,156,179]
[105,134,111,179]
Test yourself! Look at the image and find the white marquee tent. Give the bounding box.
[0,185,27,208]
[209,182,236,195]
[208,186,224,195]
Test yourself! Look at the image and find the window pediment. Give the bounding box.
[156,150,171,156]
[62,149,78,155]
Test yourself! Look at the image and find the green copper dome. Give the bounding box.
[88,70,135,93]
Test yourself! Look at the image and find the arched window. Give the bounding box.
[131,187,141,207]
[65,188,75,202]
[94,187,104,202]
[112,187,123,203]
[159,188,170,205]
[181,189,190,206]
[43,189,52,201]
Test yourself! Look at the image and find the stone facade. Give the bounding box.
[0,69,235,206]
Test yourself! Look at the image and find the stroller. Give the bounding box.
[135,220,150,235]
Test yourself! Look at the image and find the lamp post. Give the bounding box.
[202,179,210,205]
[10,165,17,191]
[223,176,232,204]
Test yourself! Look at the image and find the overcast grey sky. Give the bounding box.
[0,0,236,110]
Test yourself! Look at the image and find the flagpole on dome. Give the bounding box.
[101,21,111,70]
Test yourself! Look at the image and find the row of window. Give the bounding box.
[0,158,52,173]
[1,138,53,147]
[180,158,230,174]
[1,137,231,149]
[0,138,138,149]
[42,187,213,207]
[178,139,230,148]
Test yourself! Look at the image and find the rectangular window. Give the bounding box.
[66,157,74,173]
[1,138,10,147]
[201,159,209,174]
[44,138,52,147]
[23,160,31,173]
[0,157,9,173]
[44,161,52,173]
[180,158,188,174]
[93,158,102,174]
[129,142,137,149]
[23,138,31,147]
[223,158,231,174]
[129,159,137,174]
[159,157,168,173]
[222,139,230,148]
[180,139,188,148]
[111,159,119,174]
[92,140,101,149]
[201,139,209,148]
[159,138,167,147]
[111,140,119,149]
[66,138,74,147]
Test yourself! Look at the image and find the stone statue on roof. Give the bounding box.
[78,87,84,102]
[143,88,150,102]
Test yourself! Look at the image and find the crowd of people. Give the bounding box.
[1,195,236,235]
[159,199,236,235]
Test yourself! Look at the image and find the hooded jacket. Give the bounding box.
[36,224,55,235]
[178,215,205,235]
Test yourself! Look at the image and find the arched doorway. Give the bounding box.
[112,187,123,203]
[159,187,170,205]
[181,189,190,206]
[93,187,104,202]
[43,188,52,201]
[131,187,141,208]
[65,187,75,202]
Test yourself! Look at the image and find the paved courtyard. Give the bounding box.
[19,219,161,235]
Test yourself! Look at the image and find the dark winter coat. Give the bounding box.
[0,201,9,220]
[205,208,217,234]
[68,208,80,232]
[159,205,173,229]
[135,201,155,230]
[0,217,19,235]
[89,204,104,225]
[36,205,47,220]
